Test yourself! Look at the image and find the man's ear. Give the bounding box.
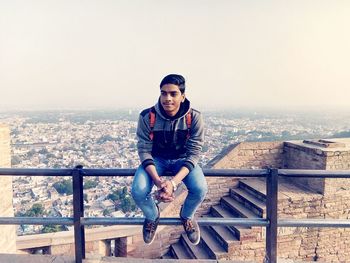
[182,93,186,102]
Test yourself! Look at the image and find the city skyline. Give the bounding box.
[1,1,349,110]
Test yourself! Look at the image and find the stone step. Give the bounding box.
[180,233,212,259]
[160,252,173,259]
[211,205,259,242]
[170,242,192,259]
[238,179,267,202]
[204,213,241,250]
[202,215,240,251]
[98,257,257,263]
[221,196,261,219]
[199,226,227,259]
[230,188,266,217]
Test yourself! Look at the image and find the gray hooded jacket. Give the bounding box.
[136,98,204,172]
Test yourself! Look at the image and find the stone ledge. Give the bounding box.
[0,254,324,263]
[0,254,255,263]
[0,254,75,263]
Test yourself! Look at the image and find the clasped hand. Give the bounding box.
[155,180,175,203]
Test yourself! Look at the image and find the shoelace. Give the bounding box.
[184,219,195,232]
[145,221,157,233]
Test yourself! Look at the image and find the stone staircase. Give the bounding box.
[165,179,267,262]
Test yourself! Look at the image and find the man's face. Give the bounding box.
[160,84,185,117]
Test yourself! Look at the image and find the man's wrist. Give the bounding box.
[170,179,178,191]
[154,178,163,188]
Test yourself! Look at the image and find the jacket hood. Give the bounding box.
[154,98,191,120]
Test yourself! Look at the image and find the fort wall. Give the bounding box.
[202,141,284,214]
[213,138,350,262]
[7,136,350,262]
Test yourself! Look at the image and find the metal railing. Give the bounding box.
[1,167,350,263]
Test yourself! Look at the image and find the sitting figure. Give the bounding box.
[131,73,207,245]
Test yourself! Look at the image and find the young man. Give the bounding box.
[131,74,207,245]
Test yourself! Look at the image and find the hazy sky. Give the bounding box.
[1,1,349,110]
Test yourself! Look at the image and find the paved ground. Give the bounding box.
[0,254,313,263]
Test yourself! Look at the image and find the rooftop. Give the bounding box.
[288,138,350,151]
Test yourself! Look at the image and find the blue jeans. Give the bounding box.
[131,157,208,221]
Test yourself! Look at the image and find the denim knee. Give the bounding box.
[131,185,148,202]
[189,183,208,199]
[131,166,153,202]
[198,184,208,199]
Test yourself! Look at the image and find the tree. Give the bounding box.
[103,209,111,216]
[107,192,119,202]
[120,196,137,213]
[42,225,66,233]
[122,186,128,195]
[38,148,49,154]
[53,179,73,195]
[24,203,45,217]
[107,186,136,212]
[83,180,98,189]
[27,149,36,158]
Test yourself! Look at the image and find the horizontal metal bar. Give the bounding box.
[192,217,269,226]
[203,169,268,177]
[0,168,73,176]
[279,169,350,178]
[0,217,74,225]
[2,168,349,178]
[2,216,350,228]
[279,219,350,228]
[81,168,136,177]
[0,168,269,177]
[81,217,268,227]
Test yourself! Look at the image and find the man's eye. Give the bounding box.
[170,92,178,97]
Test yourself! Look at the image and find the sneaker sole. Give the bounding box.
[191,226,200,246]
[144,233,157,245]
[184,225,200,246]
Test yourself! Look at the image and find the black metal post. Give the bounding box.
[265,168,278,263]
[73,165,85,263]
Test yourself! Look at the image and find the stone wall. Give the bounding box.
[17,225,142,256]
[213,139,350,262]
[0,124,17,253]
[207,141,284,169]
[276,190,350,262]
[202,141,284,215]
[315,192,350,262]
[324,148,350,195]
[48,240,109,256]
[127,138,350,262]
[284,140,350,195]
[284,142,327,194]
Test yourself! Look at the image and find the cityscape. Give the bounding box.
[1,109,350,235]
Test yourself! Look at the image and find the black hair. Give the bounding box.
[160,74,186,93]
